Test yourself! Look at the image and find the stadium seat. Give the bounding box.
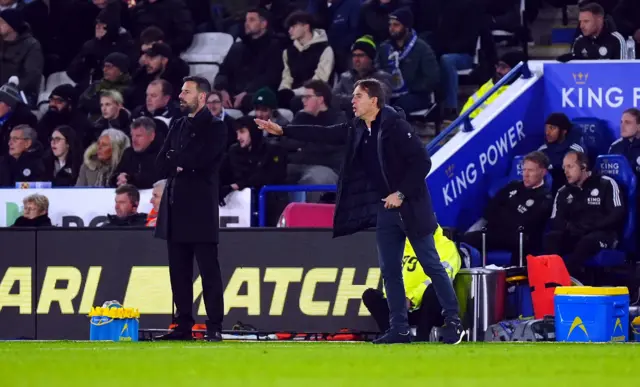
[277,203,335,228]
[584,155,636,267]
[225,109,243,119]
[180,32,233,66]
[38,71,76,114]
[188,64,219,83]
[571,117,615,166]
[488,155,553,198]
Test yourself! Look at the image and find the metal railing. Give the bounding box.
[258,184,337,226]
[426,61,533,155]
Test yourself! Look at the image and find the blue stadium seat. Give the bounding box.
[585,155,637,267]
[572,117,615,167]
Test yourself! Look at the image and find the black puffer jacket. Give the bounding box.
[102,213,148,227]
[129,0,195,54]
[111,137,162,189]
[11,214,52,228]
[0,141,46,187]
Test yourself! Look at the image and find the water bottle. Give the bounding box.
[626,36,636,60]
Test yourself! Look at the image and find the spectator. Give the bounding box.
[544,151,626,283]
[613,0,640,56]
[433,0,481,119]
[0,8,44,105]
[220,116,286,205]
[307,0,361,75]
[66,1,136,86]
[92,90,131,141]
[0,124,45,187]
[137,26,189,71]
[147,178,165,227]
[10,193,52,227]
[42,125,82,187]
[609,108,640,178]
[460,51,524,120]
[214,8,283,113]
[129,0,194,54]
[130,42,189,108]
[76,128,130,187]
[206,90,237,149]
[559,2,627,61]
[102,183,148,227]
[78,52,132,120]
[333,36,392,114]
[258,0,298,37]
[35,84,93,147]
[278,11,334,109]
[111,117,161,189]
[376,7,439,114]
[539,113,585,194]
[252,87,289,128]
[280,80,346,202]
[359,0,409,45]
[131,79,180,138]
[461,151,554,266]
[0,77,37,155]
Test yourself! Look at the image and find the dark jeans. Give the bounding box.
[167,242,224,332]
[462,230,531,266]
[390,92,431,114]
[362,287,444,341]
[376,206,459,332]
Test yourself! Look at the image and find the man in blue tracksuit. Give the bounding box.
[255,78,464,345]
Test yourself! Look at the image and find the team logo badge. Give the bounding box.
[526,199,534,207]
[23,168,31,177]
[599,46,608,56]
[591,189,599,196]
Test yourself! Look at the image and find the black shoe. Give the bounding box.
[442,320,466,345]
[155,329,193,341]
[204,331,222,342]
[372,330,412,344]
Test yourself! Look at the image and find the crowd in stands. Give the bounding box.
[0,0,638,232]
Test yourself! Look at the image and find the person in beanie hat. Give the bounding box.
[333,35,393,115]
[252,87,290,129]
[66,0,136,87]
[0,77,37,155]
[460,51,526,120]
[539,112,585,194]
[0,8,44,106]
[36,83,94,147]
[78,51,132,120]
[376,7,440,113]
[360,0,408,44]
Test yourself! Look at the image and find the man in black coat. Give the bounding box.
[154,76,227,342]
[112,117,162,189]
[255,78,464,345]
[0,124,46,187]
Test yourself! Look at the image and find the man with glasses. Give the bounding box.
[0,124,45,187]
[206,90,236,150]
[36,84,93,146]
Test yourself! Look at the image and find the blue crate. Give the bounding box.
[89,306,139,342]
[555,287,629,343]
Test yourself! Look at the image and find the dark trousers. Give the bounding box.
[167,242,224,332]
[362,287,444,341]
[390,92,431,114]
[376,206,459,333]
[462,230,529,266]
[543,230,617,282]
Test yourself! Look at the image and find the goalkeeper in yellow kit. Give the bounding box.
[362,225,461,341]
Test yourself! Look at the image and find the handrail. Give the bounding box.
[426,61,532,155]
[258,184,337,226]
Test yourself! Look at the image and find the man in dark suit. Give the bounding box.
[255,78,464,345]
[154,76,228,342]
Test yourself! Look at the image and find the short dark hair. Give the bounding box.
[149,79,172,97]
[115,184,140,206]
[303,80,332,107]
[235,116,258,132]
[523,151,550,169]
[564,150,590,170]
[579,2,604,16]
[140,26,165,45]
[183,76,211,94]
[209,90,223,101]
[353,78,385,109]
[130,117,156,133]
[247,7,270,23]
[623,108,640,124]
[285,11,314,29]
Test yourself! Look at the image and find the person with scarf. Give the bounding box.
[375,7,439,114]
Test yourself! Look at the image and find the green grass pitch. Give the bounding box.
[0,341,637,386]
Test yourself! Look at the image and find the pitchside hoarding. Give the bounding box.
[0,229,380,340]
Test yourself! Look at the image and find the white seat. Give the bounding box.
[188,64,219,85]
[492,30,515,37]
[225,109,243,119]
[39,75,45,94]
[45,71,75,91]
[180,32,234,65]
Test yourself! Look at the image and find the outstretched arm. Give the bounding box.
[255,119,350,146]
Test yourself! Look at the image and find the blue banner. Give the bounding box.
[427,80,546,230]
[543,62,640,138]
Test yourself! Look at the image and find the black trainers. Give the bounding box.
[442,320,466,345]
[204,331,223,342]
[155,329,193,341]
[372,330,412,344]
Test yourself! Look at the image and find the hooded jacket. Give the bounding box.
[279,29,335,95]
[0,140,46,187]
[76,140,127,187]
[0,27,44,104]
[111,137,162,189]
[214,31,283,96]
[130,0,195,54]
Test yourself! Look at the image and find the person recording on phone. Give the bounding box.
[255,78,464,345]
